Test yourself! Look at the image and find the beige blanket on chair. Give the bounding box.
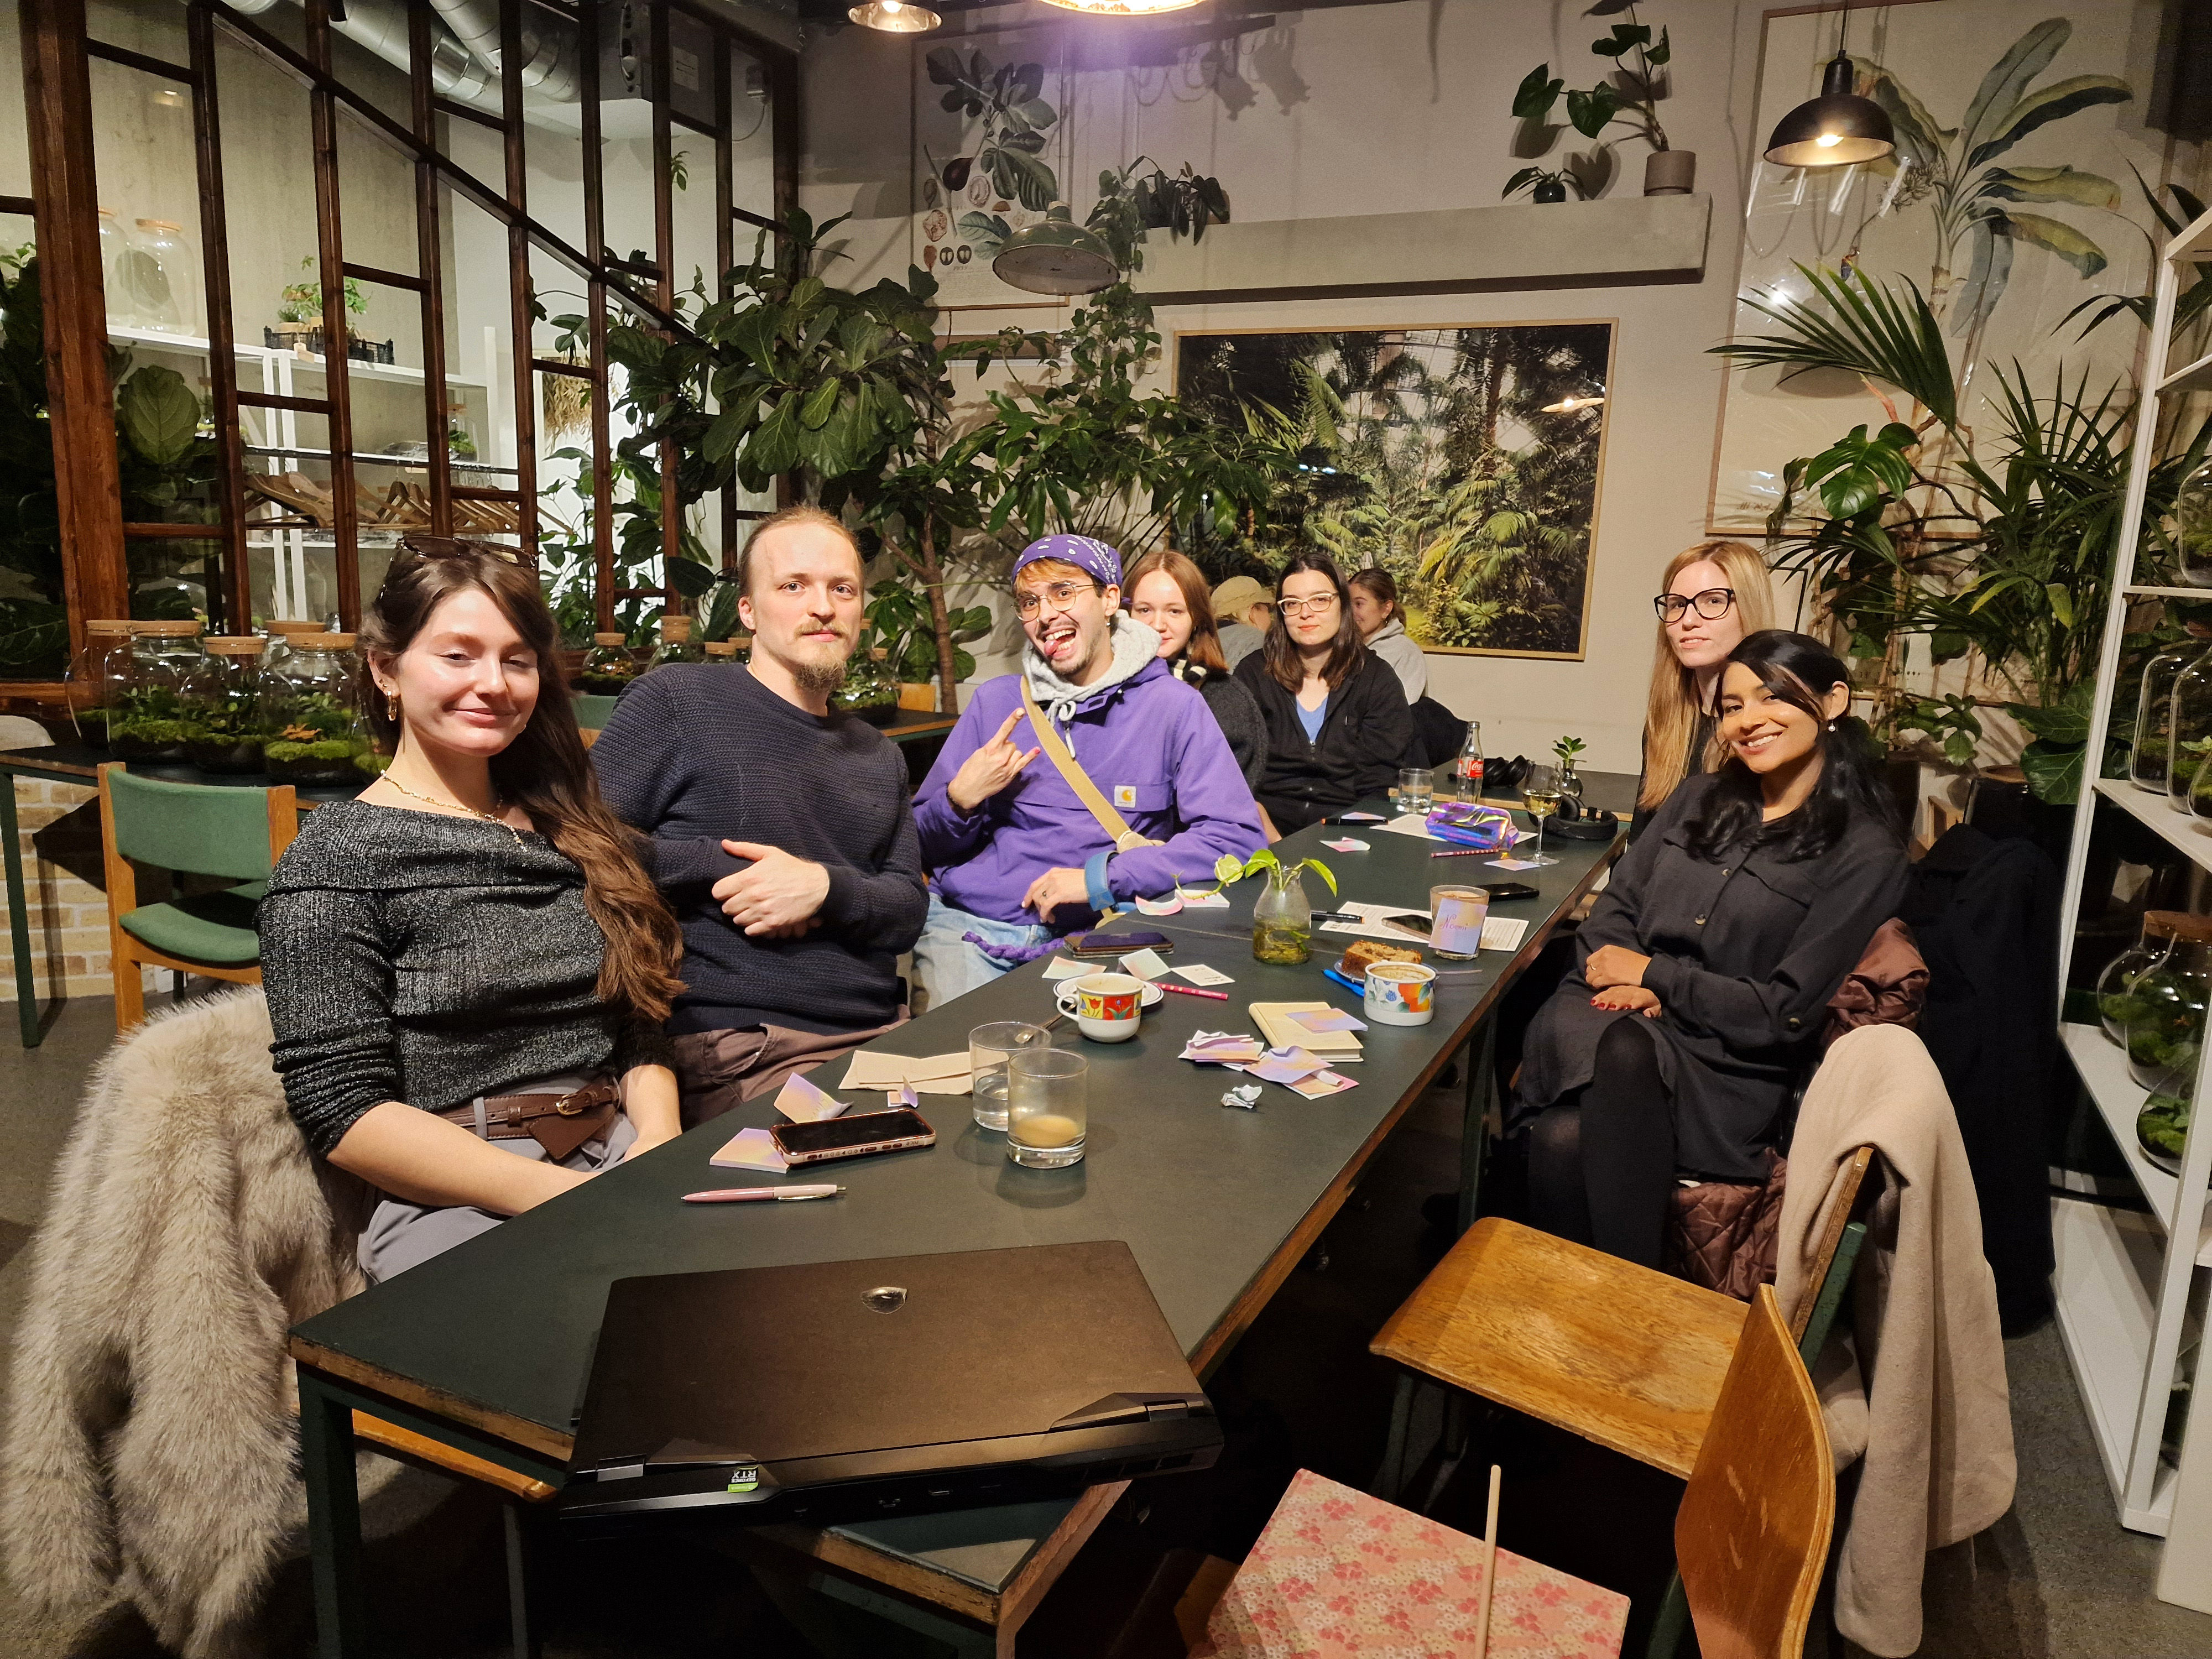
[1777,1024,2015,1656]
[0,989,374,1658]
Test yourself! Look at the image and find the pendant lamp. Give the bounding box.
[992,204,1119,295]
[849,0,940,31]
[1039,0,1202,13]
[1763,9,1892,168]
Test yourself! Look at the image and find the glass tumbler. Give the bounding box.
[1429,884,1489,960]
[1006,1048,1088,1168]
[971,1020,1050,1132]
[1396,766,1434,816]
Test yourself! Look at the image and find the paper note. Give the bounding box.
[840,1050,972,1093]
[1481,916,1530,952]
[1134,892,1185,916]
[1172,962,1234,987]
[1178,886,1230,909]
[1288,1069,1359,1099]
[1376,813,1438,840]
[1321,837,1371,853]
[889,1084,918,1109]
[1487,855,1546,872]
[1248,1047,1328,1085]
[1290,1009,1367,1034]
[773,1071,848,1123]
[1042,957,1093,980]
[709,1126,787,1173]
[1336,811,1385,822]
[1118,947,1171,980]
[1312,900,1529,957]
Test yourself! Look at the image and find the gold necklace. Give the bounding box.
[379,771,526,848]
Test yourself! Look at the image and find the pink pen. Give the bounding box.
[681,1185,844,1203]
[1156,982,1231,1001]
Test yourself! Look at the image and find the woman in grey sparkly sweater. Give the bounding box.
[260,541,684,1280]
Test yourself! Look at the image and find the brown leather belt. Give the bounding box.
[437,1079,621,1162]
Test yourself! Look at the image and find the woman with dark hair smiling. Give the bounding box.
[1511,629,1908,1269]
[1233,550,1417,833]
[258,540,685,1280]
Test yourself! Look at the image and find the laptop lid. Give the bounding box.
[569,1240,1206,1475]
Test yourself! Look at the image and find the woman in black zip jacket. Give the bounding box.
[1234,552,1418,834]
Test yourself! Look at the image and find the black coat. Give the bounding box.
[1517,774,1910,1178]
[1898,824,2060,1331]
[1235,649,1417,831]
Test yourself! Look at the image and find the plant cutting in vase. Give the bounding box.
[1220,849,1338,966]
[1502,167,1583,205]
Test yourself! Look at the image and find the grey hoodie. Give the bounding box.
[1021,614,1162,757]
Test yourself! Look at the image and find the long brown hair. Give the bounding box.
[1640,540,1777,811]
[360,544,684,1022]
[1124,547,1228,676]
[1262,550,1366,693]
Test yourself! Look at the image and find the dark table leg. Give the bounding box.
[2,774,40,1048]
[1458,1016,1499,1234]
[299,1371,371,1659]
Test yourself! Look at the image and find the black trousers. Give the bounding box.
[1525,1015,1675,1269]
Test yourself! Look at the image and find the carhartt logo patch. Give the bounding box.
[1114,785,1138,808]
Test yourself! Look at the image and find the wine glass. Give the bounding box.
[1521,764,1564,867]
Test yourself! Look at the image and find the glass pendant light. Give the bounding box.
[849,0,941,32]
[992,205,1120,295]
[1764,7,1893,168]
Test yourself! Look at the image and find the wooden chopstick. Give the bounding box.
[1473,1463,1502,1659]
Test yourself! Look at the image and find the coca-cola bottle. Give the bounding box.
[1454,719,1484,802]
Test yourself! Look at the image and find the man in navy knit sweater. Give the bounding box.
[590,506,927,1123]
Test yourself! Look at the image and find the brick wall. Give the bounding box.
[0,777,154,1003]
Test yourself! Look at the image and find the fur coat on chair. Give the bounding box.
[0,988,375,1658]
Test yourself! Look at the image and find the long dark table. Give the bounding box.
[288,776,1631,1657]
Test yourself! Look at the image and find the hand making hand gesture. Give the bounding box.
[946,711,1041,812]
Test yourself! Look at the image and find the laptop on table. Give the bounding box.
[560,1240,1222,1526]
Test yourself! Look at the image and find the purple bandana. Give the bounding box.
[1012,534,1123,591]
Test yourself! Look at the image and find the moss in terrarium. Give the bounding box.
[353,751,392,777]
[265,738,357,764]
[2138,1093,2191,1159]
[270,690,354,738]
[110,718,194,746]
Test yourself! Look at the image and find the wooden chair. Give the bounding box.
[98,764,298,1031]
[1673,1284,1835,1659]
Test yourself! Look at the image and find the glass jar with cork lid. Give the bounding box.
[835,646,901,724]
[645,614,703,671]
[577,632,640,695]
[262,632,365,784]
[184,637,273,773]
[111,621,206,761]
[72,619,139,749]
[262,618,327,672]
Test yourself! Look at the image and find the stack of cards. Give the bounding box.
[1177,1031,1358,1098]
[1181,1031,1265,1065]
[1250,1002,1365,1062]
[839,1049,973,1095]
[1288,1008,1367,1035]
[709,1127,788,1172]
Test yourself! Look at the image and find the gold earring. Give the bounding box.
[385,689,401,721]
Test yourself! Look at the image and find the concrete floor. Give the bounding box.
[1,992,2208,1656]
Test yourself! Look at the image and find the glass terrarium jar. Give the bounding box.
[2178,455,2212,589]
[704,640,739,663]
[124,218,195,335]
[2132,639,2208,792]
[2170,646,2212,812]
[182,638,272,773]
[645,614,702,671]
[577,632,639,696]
[834,647,900,724]
[261,632,364,784]
[71,619,137,749]
[2099,911,2186,1046]
[262,618,325,671]
[111,622,205,761]
[2124,917,2212,1114]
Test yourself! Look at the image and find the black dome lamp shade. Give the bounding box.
[1765,51,1893,166]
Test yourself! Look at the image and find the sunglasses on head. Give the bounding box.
[397,534,539,573]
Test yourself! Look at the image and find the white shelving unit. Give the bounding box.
[2058,209,2212,1609]
[112,324,492,620]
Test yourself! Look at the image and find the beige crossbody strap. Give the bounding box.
[1019,681,1163,854]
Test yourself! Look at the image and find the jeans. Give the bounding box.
[910,892,1053,1013]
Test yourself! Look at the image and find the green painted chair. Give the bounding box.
[98,763,298,1032]
[573,693,619,732]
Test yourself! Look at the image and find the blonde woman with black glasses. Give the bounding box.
[1633,540,1776,839]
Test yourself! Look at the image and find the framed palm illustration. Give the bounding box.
[1176,321,1615,660]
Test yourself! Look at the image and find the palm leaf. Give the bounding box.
[1715,263,1958,429]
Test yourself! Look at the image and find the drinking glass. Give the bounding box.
[1396,766,1434,816]
[1428,884,1489,960]
[971,1020,1050,1131]
[1007,1048,1088,1168]
[1521,765,1564,867]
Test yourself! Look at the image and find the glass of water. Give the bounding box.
[1396,766,1434,816]
[971,1021,1050,1131]
[1007,1048,1088,1168]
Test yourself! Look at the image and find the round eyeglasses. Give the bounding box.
[1653,587,1736,624]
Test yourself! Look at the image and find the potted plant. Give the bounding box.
[1552,734,1588,797]
[1503,166,1584,206]
[1511,6,1689,196]
[1220,849,1338,966]
[268,257,390,362]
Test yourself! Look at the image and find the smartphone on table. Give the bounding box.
[770,1108,936,1166]
[1066,930,1175,958]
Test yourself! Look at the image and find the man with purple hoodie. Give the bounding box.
[911,534,1265,1007]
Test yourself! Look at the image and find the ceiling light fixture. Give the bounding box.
[1762,7,1893,168]
[992,204,1119,295]
[1037,0,1204,14]
[849,0,941,32]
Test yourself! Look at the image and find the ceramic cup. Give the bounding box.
[1364,961,1437,1026]
[1058,972,1145,1042]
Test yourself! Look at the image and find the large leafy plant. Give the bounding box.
[1511,4,1673,152]
[863,577,990,686]
[1855,17,2131,340]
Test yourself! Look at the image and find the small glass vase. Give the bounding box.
[2099,912,2184,1047]
[1253,868,1313,965]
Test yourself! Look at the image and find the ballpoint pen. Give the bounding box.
[681,1185,845,1204]
[1156,982,1231,1001]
